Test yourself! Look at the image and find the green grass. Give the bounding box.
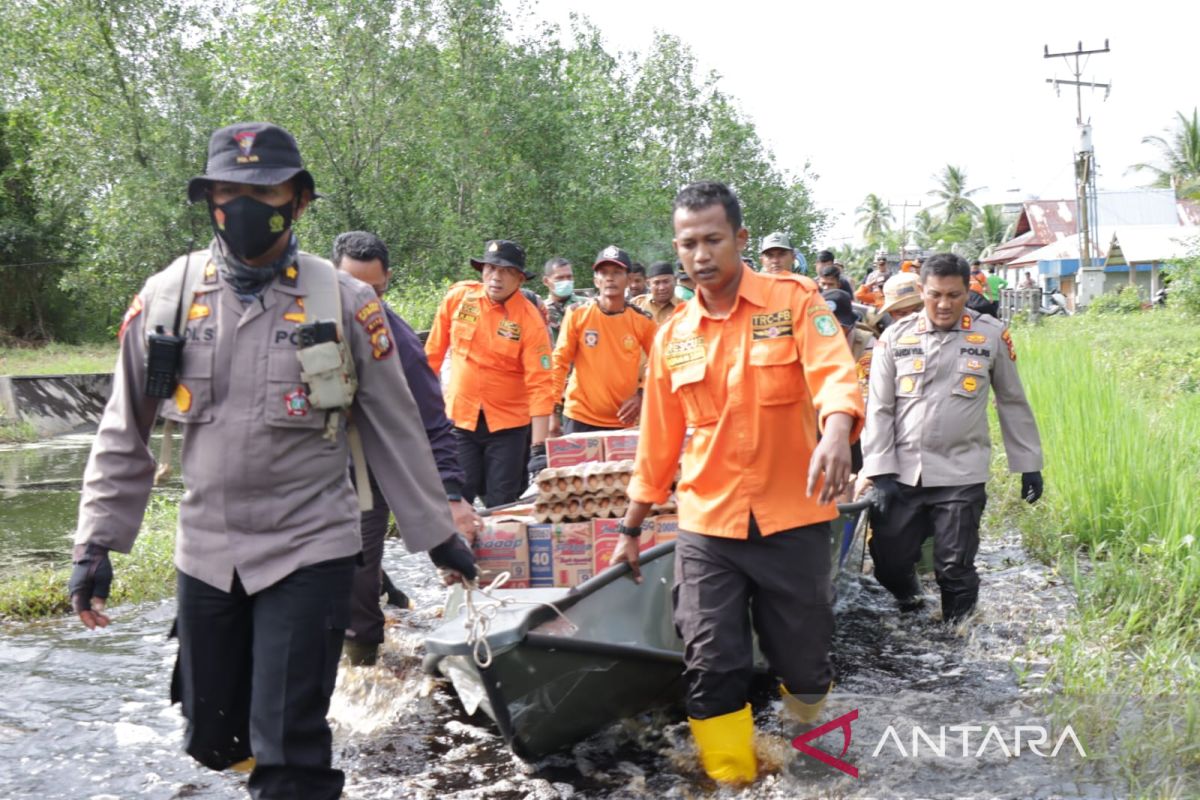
[1001,309,1200,796]
[0,496,178,621]
[0,341,120,376]
[0,418,39,444]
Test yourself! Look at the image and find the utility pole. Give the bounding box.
[889,200,921,260]
[1044,41,1110,297]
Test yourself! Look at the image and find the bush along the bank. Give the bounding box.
[1005,310,1200,796]
[0,496,178,621]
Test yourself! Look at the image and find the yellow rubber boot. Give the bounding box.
[780,684,831,725]
[688,704,757,784]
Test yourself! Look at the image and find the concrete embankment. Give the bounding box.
[0,374,112,436]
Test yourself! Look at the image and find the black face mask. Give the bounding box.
[209,195,295,260]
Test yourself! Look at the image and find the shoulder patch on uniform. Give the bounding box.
[118,294,143,340]
[203,260,218,284]
[813,312,838,337]
[354,298,386,337]
[752,308,794,339]
[370,327,393,360]
[1001,328,1017,361]
[280,262,299,287]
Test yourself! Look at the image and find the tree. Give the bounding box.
[972,204,1009,257]
[1131,108,1200,200]
[927,164,983,220]
[855,193,893,246]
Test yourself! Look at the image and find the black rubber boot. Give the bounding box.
[380,570,411,609]
[882,570,925,612]
[343,638,379,667]
[941,590,978,624]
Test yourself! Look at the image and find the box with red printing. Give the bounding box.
[473,516,531,588]
[653,514,679,545]
[592,518,653,574]
[554,521,593,587]
[598,430,640,461]
[545,433,604,468]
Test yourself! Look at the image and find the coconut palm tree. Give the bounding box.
[974,205,1010,255]
[927,165,983,220]
[1131,108,1200,199]
[855,193,894,245]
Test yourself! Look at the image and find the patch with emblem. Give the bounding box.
[752,309,794,340]
[664,335,705,370]
[961,376,978,393]
[497,320,522,342]
[540,354,551,369]
[961,315,972,330]
[174,383,192,413]
[583,329,600,348]
[234,130,259,162]
[900,376,917,394]
[280,263,299,287]
[898,335,920,345]
[813,313,838,337]
[187,303,210,321]
[203,260,217,284]
[355,300,382,323]
[488,241,500,253]
[966,358,984,371]
[916,316,928,333]
[284,387,310,416]
[456,301,480,324]
[284,309,305,323]
[965,333,987,344]
[622,334,637,351]
[268,212,285,233]
[1002,329,1017,361]
[370,328,393,360]
[912,358,925,372]
[118,295,143,340]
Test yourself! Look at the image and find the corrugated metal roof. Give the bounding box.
[1104,226,1198,266]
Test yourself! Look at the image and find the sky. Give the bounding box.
[504,0,1198,248]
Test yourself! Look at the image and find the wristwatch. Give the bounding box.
[617,523,642,538]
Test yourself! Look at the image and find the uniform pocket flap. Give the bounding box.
[748,339,798,366]
[297,341,342,375]
[179,346,214,378]
[896,356,926,375]
[958,355,989,375]
[669,362,707,393]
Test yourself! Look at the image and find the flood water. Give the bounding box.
[0,435,1125,799]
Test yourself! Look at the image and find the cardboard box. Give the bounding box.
[526,523,555,588]
[597,430,640,462]
[554,521,593,587]
[592,518,652,574]
[653,514,679,545]
[473,516,532,588]
[545,433,604,468]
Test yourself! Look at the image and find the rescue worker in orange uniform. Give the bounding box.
[610,182,864,785]
[426,240,556,507]
[550,246,658,434]
[856,255,890,309]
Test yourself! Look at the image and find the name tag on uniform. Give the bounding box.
[751,309,793,340]
[497,319,521,341]
[665,335,706,369]
[456,302,480,324]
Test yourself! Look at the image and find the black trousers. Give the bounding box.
[563,416,623,434]
[672,517,834,720]
[348,468,389,645]
[172,557,354,800]
[869,482,987,602]
[454,411,528,508]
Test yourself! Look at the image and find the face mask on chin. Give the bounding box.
[210,194,295,261]
[552,279,574,299]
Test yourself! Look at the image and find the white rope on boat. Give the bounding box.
[461,572,578,669]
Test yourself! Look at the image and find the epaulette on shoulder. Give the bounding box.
[973,311,1005,330]
[627,302,653,320]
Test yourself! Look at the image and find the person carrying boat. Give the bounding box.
[610,182,864,785]
[548,246,657,436]
[862,252,1043,623]
[332,230,483,666]
[68,122,475,800]
[426,240,557,505]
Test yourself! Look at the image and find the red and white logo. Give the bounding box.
[234,131,257,156]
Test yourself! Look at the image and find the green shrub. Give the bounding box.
[1087,285,1143,315]
[1165,235,1200,316]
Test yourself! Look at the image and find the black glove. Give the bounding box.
[527,443,548,478]
[1021,471,1044,504]
[869,474,901,518]
[429,534,477,582]
[68,543,113,614]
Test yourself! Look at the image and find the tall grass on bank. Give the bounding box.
[0,342,120,376]
[1010,312,1200,794]
[0,496,178,621]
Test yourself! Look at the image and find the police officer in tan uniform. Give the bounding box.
[67,122,474,800]
[862,253,1043,623]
